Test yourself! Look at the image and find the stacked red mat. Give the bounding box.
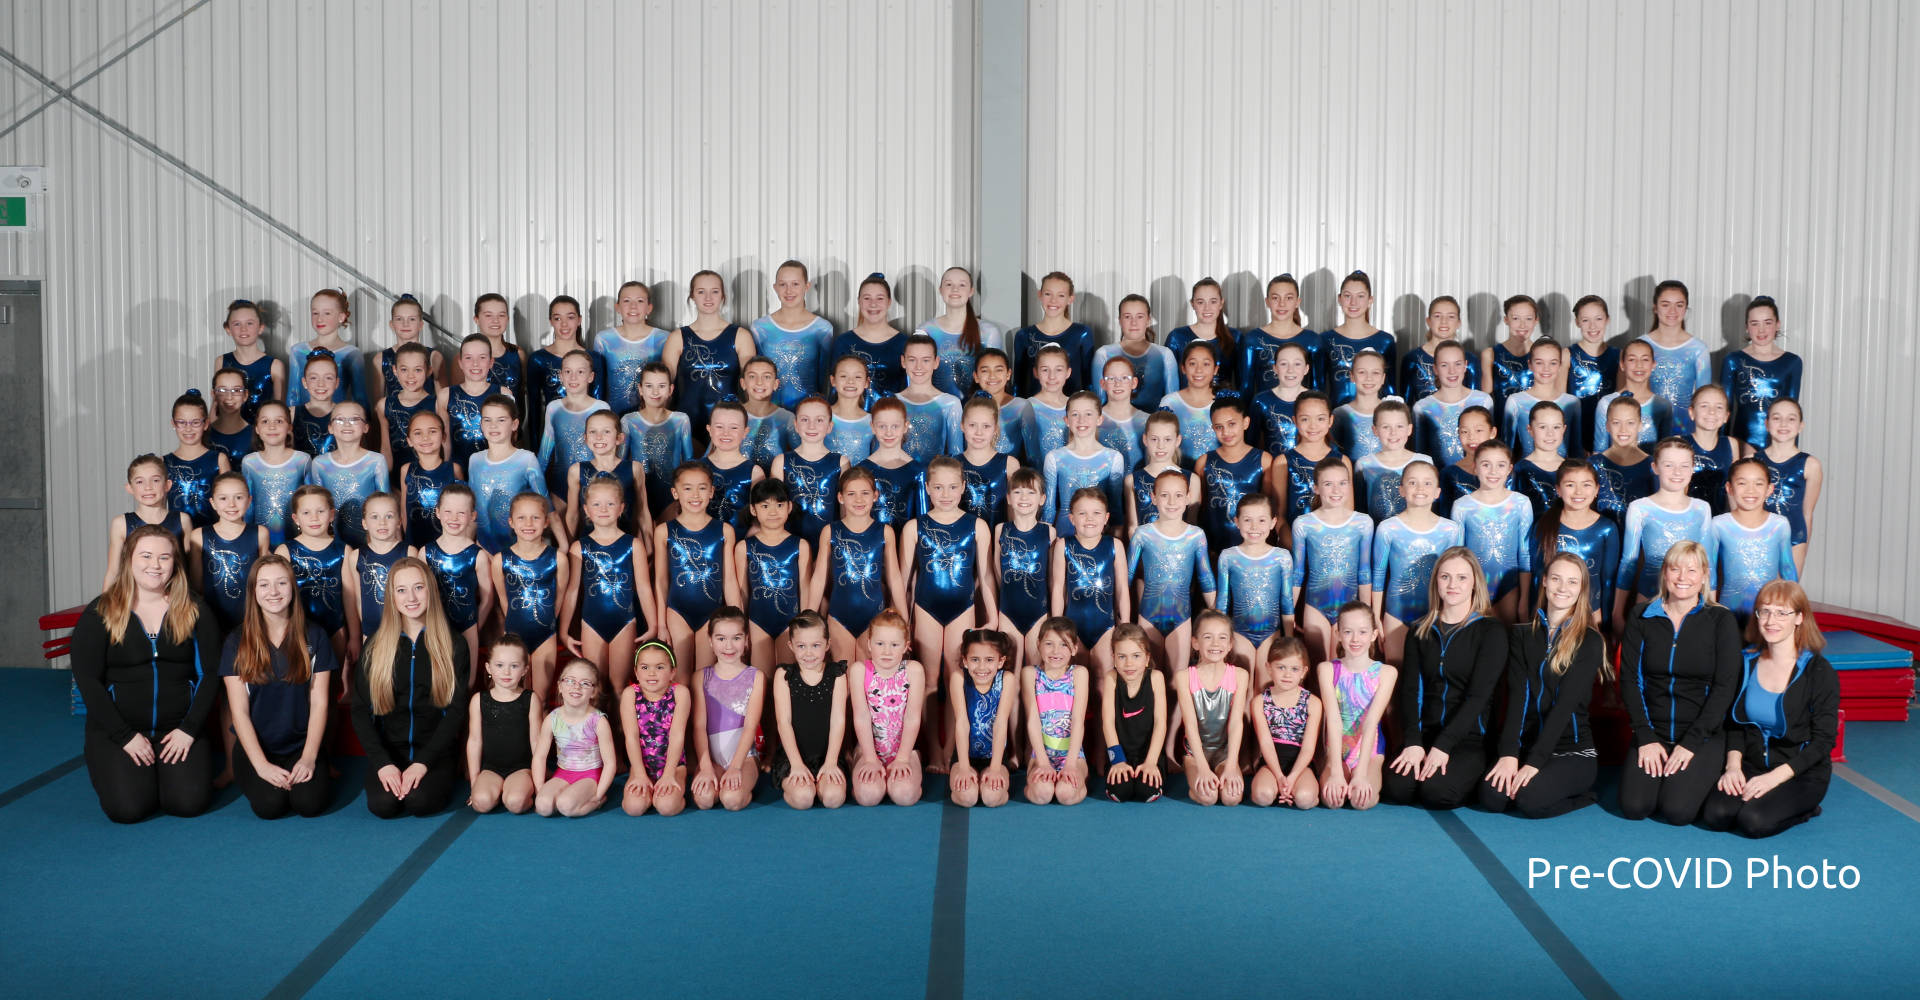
[1821,629,1915,723]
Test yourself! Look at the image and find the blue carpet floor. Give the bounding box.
[4,666,1916,999]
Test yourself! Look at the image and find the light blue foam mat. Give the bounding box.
[1452,781,1920,997]
[304,785,944,999]
[0,759,440,1000]
[0,668,86,791]
[961,791,1582,998]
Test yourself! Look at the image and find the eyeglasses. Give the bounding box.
[330,416,366,426]
[559,676,597,688]
[213,387,247,396]
[172,419,206,428]
[1102,375,1135,383]
[1754,607,1799,622]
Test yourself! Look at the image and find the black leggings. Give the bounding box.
[1382,743,1486,810]
[1701,768,1829,838]
[1478,752,1598,818]
[1618,733,1724,825]
[363,757,459,818]
[234,750,332,819]
[84,728,214,824]
[1104,771,1162,802]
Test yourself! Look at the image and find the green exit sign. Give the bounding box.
[0,197,24,227]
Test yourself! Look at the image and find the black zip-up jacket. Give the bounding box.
[1395,616,1508,754]
[1726,650,1839,780]
[351,632,469,769]
[1495,618,1604,769]
[1620,597,1742,751]
[69,597,222,745]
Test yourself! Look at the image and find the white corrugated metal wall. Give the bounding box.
[0,0,976,612]
[2,0,1916,622]
[1026,0,1920,622]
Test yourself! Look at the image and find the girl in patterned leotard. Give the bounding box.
[1023,618,1090,806]
[1317,602,1398,811]
[948,629,1015,809]
[1289,457,1373,666]
[1175,610,1248,807]
[849,610,926,808]
[1250,637,1322,810]
[619,641,689,817]
[690,610,765,813]
[567,477,655,693]
[532,658,616,818]
[1051,488,1130,679]
[1755,398,1823,575]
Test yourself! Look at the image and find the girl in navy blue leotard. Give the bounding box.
[904,458,992,700]
[1591,396,1656,526]
[831,274,910,404]
[570,476,655,691]
[809,467,904,666]
[490,493,568,700]
[191,470,268,636]
[667,273,754,427]
[1051,487,1129,677]
[653,461,737,683]
[1722,296,1804,452]
[1481,295,1542,425]
[958,396,1015,527]
[1686,385,1736,516]
[165,390,228,528]
[1011,272,1098,396]
[1755,398,1822,574]
[420,483,493,670]
[702,402,764,533]
[735,478,809,669]
[1165,278,1241,403]
[994,468,1054,672]
[1320,271,1398,405]
[218,299,280,420]
[772,396,847,545]
[344,492,410,656]
[279,486,350,662]
[207,368,256,462]
[471,293,527,414]
[565,410,650,544]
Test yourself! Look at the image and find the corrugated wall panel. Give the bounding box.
[1,0,974,613]
[1027,0,1920,622]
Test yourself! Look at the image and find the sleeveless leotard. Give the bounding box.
[220,351,276,421]
[772,660,844,780]
[478,689,534,776]
[578,532,640,640]
[421,541,482,632]
[1753,450,1811,545]
[1061,535,1119,647]
[1187,665,1238,768]
[863,661,911,765]
[382,391,435,470]
[1199,448,1267,550]
[826,519,887,636]
[673,324,744,419]
[499,544,559,648]
[779,449,843,543]
[164,450,222,528]
[961,452,1011,526]
[199,525,261,634]
[402,459,457,548]
[355,542,408,640]
[629,685,683,781]
[703,455,756,531]
[744,534,803,637]
[963,671,1005,763]
[664,518,727,631]
[995,521,1052,635]
[1033,666,1080,770]
[286,536,347,634]
[911,514,980,626]
[700,666,758,768]
[1332,658,1387,771]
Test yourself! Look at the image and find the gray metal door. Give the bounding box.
[0,282,48,666]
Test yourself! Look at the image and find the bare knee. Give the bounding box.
[783,780,816,810]
[980,783,1009,808]
[1293,787,1320,810]
[853,780,887,807]
[817,782,847,809]
[720,786,753,811]
[888,779,922,806]
[470,786,502,813]
[1025,780,1055,805]
[502,786,533,814]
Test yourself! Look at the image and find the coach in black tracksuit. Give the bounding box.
[1384,612,1508,810]
[1701,583,1839,838]
[1480,611,1606,818]
[1619,577,1743,826]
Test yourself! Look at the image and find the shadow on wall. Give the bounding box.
[815,261,853,332]
[1390,293,1425,344]
[1538,291,1571,342]
[1465,291,1503,348]
[1299,268,1339,332]
[894,265,938,332]
[1618,274,1656,344]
